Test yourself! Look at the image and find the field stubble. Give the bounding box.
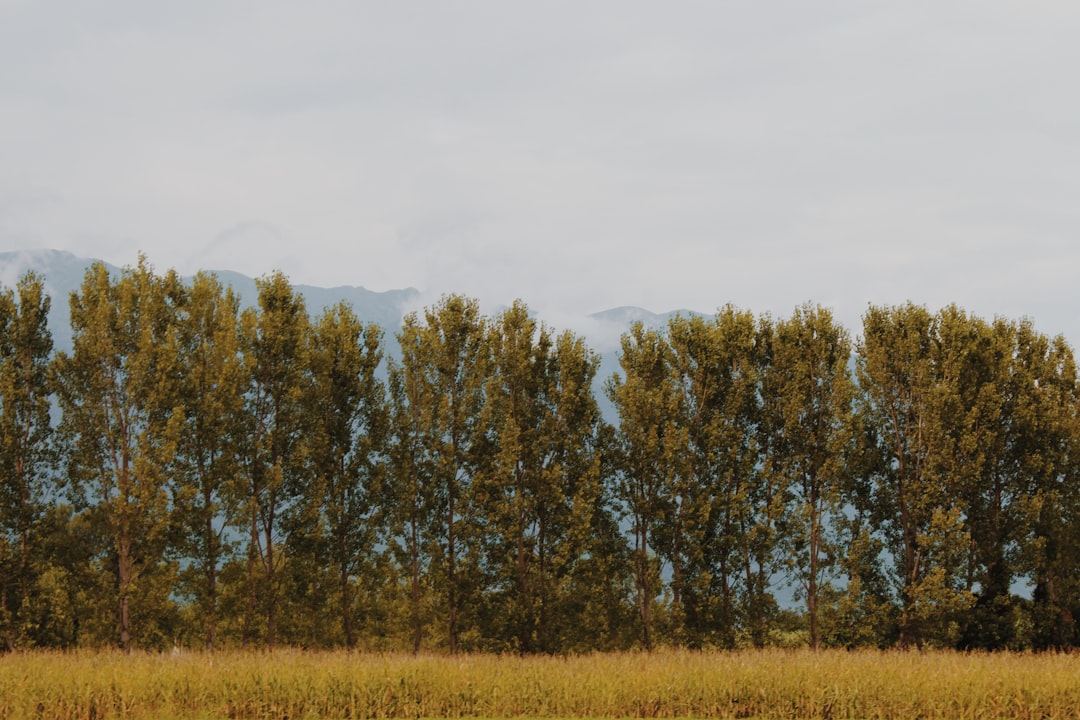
[0,648,1078,719]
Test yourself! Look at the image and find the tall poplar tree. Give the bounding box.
[476,301,609,653]
[55,259,185,651]
[857,303,973,647]
[665,308,768,647]
[238,271,310,648]
[0,272,55,649]
[1011,326,1080,648]
[302,301,386,648]
[389,295,487,653]
[388,335,435,653]
[542,330,627,652]
[760,303,854,650]
[718,309,774,647]
[173,272,244,651]
[607,322,683,649]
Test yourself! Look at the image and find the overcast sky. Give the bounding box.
[2,1,1079,340]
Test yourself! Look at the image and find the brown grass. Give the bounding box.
[1,648,1079,719]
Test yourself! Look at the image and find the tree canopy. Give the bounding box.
[2,259,1079,652]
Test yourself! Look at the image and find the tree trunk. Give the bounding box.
[264,512,277,649]
[118,536,132,652]
[808,487,821,651]
[515,463,531,654]
[244,503,258,648]
[204,483,217,652]
[410,502,422,654]
[636,515,652,650]
[448,480,458,654]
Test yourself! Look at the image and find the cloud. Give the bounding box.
[3,2,1080,341]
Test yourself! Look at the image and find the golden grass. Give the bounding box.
[1,648,1079,719]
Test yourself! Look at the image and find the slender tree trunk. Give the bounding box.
[117,450,134,653]
[410,499,422,654]
[743,545,762,648]
[448,477,458,654]
[2,585,12,651]
[719,555,733,648]
[636,514,652,650]
[16,454,29,638]
[339,529,355,649]
[118,535,132,652]
[337,458,357,649]
[892,410,913,650]
[515,463,531,654]
[264,510,277,649]
[244,503,258,647]
[896,444,920,649]
[808,486,821,651]
[808,555,819,651]
[204,482,217,652]
[537,521,548,653]
[672,495,684,646]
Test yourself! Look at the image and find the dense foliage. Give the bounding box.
[1,259,1079,652]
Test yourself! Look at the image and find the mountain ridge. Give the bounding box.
[0,250,698,354]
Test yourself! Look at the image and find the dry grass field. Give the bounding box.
[1,648,1078,719]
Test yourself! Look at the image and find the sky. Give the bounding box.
[2,1,1079,342]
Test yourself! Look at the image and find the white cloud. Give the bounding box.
[2,1,1080,340]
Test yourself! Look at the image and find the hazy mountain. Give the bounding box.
[0,250,420,353]
[195,269,421,337]
[0,249,715,425]
[0,251,712,421]
[588,305,704,328]
[0,251,707,349]
[0,250,122,354]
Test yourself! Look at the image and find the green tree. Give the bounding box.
[238,271,310,648]
[665,308,771,648]
[387,337,434,653]
[388,295,488,653]
[302,301,387,648]
[0,272,55,649]
[1009,327,1080,649]
[172,272,245,650]
[606,322,683,649]
[857,303,974,648]
[55,259,185,651]
[476,301,610,653]
[759,303,855,650]
[925,309,1022,648]
[543,333,630,652]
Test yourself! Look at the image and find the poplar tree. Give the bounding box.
[173,272,244,651]
[1010,327,1080,648]
[542,330,626,651]
[857,303,973,648]
[55,259,184,651]
[760,303,854,650]
[389,295,487,653]
[719,309,774,647]
[0,272,55,649]
[476,301,608,653]
[387,333,435,653]
[303,302,386,648]
[238,272,310,648]
[475,301,553,652]
[607,322,683,649]
[663,314,713,646]
[665,308,770,647]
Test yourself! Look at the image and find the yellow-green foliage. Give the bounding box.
[2,649,1080,719]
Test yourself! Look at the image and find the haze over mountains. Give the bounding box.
[0,250,700,356]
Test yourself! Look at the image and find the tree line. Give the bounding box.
[1,258,1079,653]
